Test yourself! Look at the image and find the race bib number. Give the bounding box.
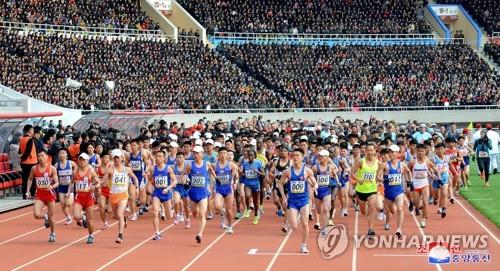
[154,176,168,188]
[245,169,257,179]
[191,176,205,187]
[218,175,231,185]
[414,170,427,179]
[317,175,330,186]
[36,177,51,189]
[478,151,488,158]
[362,173,375,182]
[388,174,402,186]
[113,174,128,186]
[75,180,90,192]
[290,181,305,193]
[59,176,71,185]
[129,161,142,171]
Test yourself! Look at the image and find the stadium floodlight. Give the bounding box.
[105,81,115,110]
[65,78,82,109]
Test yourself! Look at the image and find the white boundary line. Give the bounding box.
[454,198,500,245]
[181,219,241,271]
[96,223,175,271]
[351,210,358,271]
[0,218,65,245]
[10,221,118,271]
[405,199,442,271]
[374,254,427,257]
[248,249,309,256]
[264,228,292,271]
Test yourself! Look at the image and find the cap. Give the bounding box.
[168,134,178,141]
[300,135,308,141]
[388,145,400,152]
[205,132,213,139]
[195,139,203,146]
[169,142,179,148]
[331,137,339,144]
[205,139,214,145]
[319,150,330,157]
[214,142,223,148]
[475,124,482,129]
[486,124,492,129]
[111,149,123,158]
[419,123,427,128]
[78,153,90,160]
[193,145,204,153]
[250,139,257,146]
[273,132,279,137]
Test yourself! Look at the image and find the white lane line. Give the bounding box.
[181,219,241,271]
[96,223,176,271]
[374,254,427,257]
[405,199,442,271]
[264,229,292,271]
[10,221,119,271]
[0,218,65,245]
[0,203,61,223]
[247,249,309,256]
[352,210,358,271]
[455,198,500,245]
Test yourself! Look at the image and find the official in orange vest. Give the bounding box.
[19,124,38,199]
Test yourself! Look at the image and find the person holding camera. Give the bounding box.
[473,131,493,187]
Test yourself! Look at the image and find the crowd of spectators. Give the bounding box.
[437,0,499,35]
[0,0,158,30]
[0,29,284,110]
[484,38,500,65]
[177,0,431,34]
[218,43,499,108]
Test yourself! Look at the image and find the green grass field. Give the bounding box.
[459,166,500,228]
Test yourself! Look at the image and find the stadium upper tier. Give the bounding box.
[177,0,432,34]
[1,28,498,110]
[436,0,499,35]
[0,0,158,30]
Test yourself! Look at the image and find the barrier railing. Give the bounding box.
[0,20,167,38]
[86,105,499,115]
[210,32,467,46]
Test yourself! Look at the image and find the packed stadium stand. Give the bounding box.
[0,0,158,30]
[176,0,432,34]
[484,40,500,65]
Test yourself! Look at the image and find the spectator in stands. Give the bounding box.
[19,124,38,199]
[177,0,431,34]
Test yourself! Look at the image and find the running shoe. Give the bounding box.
[252,216,260,225]
[396,231,402,239]
[276,209,284,217]
[266,191,271,200]
[48,233,56,243]
[43,214,49,228]
[308,213,313,221]
[415,208,421,216]
[259,206,265,216]
[226,226,234,234]
[314,223,320,230]
[354,204,360,212]
[433,199,438,205]
[234,212,243,219]
[449,198,455,204]
[281,225,289,233]
[342,208,348,217]
[77,219,83,227]
[428,197,434,205]
[144,205,149,212]
[138,208,144,216]
[377,212,385,221]
[485,182,490,187]
[300,244,309,254]
[384,224,390,230]
[115,236,123,244]
[195,235,202,243]
[441,209,447,218]
[249,203,255,210]
[437,208,442,214]
[185,219,191,229]
[179,214,185,222]
[152,233,162,241]
[243,209,251,218]
[160,211,166,220]
[135,200,140,207]
[173,214,180,225]
[367,229,376,239]
[207,212,214,220]
[408,201,414,212]
[87,235,94,244]
[129,213,138,221]
[328,219,334,226]
[64,216,72,225]
[420,220,426,228]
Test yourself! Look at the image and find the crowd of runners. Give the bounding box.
[18,116,499,252]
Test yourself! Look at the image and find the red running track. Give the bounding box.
[0,196,498,271]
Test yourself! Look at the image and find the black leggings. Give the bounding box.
[477,157,491,182]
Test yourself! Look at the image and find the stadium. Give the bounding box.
[0,0,498,270]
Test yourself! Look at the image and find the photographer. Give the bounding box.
[473,131,493,187]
